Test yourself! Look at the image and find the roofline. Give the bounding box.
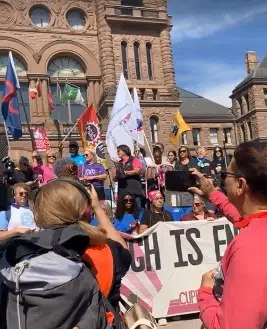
[231,78,267,96]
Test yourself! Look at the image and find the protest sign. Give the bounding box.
[31,127,50,152]
[121,218,238,318]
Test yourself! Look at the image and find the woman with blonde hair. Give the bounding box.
[79,148,107,200]
[0,178,131,328]
[32,150,57,185]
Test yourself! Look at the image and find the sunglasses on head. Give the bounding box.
[19,191,28,197]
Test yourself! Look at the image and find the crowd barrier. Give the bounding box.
[121,218,239,319]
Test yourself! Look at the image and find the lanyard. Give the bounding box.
[234,211,267,229]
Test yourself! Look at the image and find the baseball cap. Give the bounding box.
[69,140,78,147]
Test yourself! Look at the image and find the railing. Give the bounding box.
[106,5,167,20]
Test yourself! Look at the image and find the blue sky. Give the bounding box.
[168,0,267,107]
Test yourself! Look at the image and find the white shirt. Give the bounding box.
[0,205,36,231]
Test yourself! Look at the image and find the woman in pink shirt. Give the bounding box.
[189,141,267,329]
[32,151,57,185]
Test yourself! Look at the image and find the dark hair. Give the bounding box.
[213,146,224,160]
[168,150,177,158]
[178,146,191,161]
[115,191,139,220]
[233,141,267,198]
[53,158,78,178]
[19,156,29,165]
[139,147,146,157]
[117,145,131,157]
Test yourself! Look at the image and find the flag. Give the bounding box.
[36,79,41,97]
[106,73,136,161]
[170,110,191,146]
[133,87,144,146]
[47,86,55,113]
[29,84,37,99]
[56,81,61,100]
[61,83,85,106]
[77,104,108,168]
[1,51,22,139]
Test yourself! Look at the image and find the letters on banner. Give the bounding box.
[121,219,238,318]
[31,127,50,152]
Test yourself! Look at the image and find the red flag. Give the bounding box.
[48,86,55,113]
[77,104,100,148]
[29,85,37,99]
[36,79,42,97]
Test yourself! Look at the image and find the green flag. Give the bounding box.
[61,83,85,106]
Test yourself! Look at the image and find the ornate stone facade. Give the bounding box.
[0,0,236,162]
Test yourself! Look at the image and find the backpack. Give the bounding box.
[0,225,123,329]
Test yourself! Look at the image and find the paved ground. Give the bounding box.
[163,314,203,329]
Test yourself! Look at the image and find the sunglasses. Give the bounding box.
[84,154,90,157]
[19,192,28,197]
[48,155,56,159]
[220,171,240,181]
[194,203,202,207]
[179,150,187,153]
[124,198,133,203]
[22,163,29,167]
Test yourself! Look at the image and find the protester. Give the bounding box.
[79,149,107,200]
[13,156,35,185]
[153,142,167,163]
[181,195,216,221]
[90,200,113,226]
[167,150,177,169]
[175,146,198,171]
[192,141,267,329]
[113,192,143,234]
[195,146,214,176]
[139,190,173,233]
[32,150,57,185]
[113,144,145,209]
[211,147,226,174]
[68,140,86,166]
[54,158,78,179]
[0,183,36,231]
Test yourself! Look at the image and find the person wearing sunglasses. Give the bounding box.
[32,151,57,186]
[175,146,198,171]
[181,195,216,221]
[139,190,173,233]
[12,156,35,185]
[113,192,142,234]
[79,149,107,200]
[189,141,267,329]
[211,146,226,174]
[68,140,86,166]
[0,183,36,236]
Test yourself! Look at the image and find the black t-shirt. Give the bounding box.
[13,168,34,184]
[196,158,212,176]
[141,209,173,228]
[175,158,198,171]
[211,159,226,174]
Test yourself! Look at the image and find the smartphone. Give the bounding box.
[165,171,197,192]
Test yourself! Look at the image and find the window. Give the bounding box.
[140,88,145,100]
[134,42,141,80]
[240,124,246,141]
[146,43,153,80]
[223,128,232,144]
[264,89,267,106]
[152,89,158,100]
[67,9,86,30]
[244,93,250,111]
[238,97,244,115]
[209,128,219,145]
[121,41,128,79]
[30,6,51,27]
[48,56,85,77]
[192,128,200,146]
[150,116,159,143]
[121,0,143,5]
[0,54,27,76]
[181,132,188,145]
[247,121,253,139]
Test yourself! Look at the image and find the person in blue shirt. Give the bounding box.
[163,203,191,221]
[68,140,86,166]
[113,192,143,234]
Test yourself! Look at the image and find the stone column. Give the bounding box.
[160,27,176,91]
[94,80,100,106]
[88,81,96,108]
[95,0,116,95]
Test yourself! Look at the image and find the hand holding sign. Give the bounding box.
[188,168,216,198]
[200,268,216,289]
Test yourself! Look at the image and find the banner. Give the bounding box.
[121,218,238,318]
[31,127,50,152]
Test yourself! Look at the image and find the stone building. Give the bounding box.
[231,51,267,143]
[0,0,236,166]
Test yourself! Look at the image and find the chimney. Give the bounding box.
[245,51,258,74]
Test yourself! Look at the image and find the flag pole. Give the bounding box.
[3,121,11,151]
[67,100,72,123]
[60,119,79,145]
[18,89,35,150]
[143,132,155,162]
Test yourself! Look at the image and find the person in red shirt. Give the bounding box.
[189,141,267,329]
[181,195,216,221]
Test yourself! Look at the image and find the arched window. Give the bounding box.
[146,43,153,80]
[0,54,27,76]
[48,56,85,77]
[150,115,159,143]
[134,42,141,80]
[121,41,128,79]
[121,0,143,6]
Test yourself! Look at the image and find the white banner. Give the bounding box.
[121,218,238,318]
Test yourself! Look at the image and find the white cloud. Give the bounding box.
[176,61,245,107]
[171,5,267,42]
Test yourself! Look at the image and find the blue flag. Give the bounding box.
[1,52,22,139]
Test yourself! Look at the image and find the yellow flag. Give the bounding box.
[170,110,191,146]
